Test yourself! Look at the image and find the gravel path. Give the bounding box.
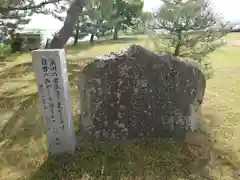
[219,67,240,74]
[226,40,240,46]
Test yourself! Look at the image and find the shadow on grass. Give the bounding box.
[30,139,196,180]
[66,43,93,55]
[0,61,6,67]
[0,88,220,180]
[29,107,240,180]
[0,52,24,62]
[1,38,239,179]
[0,78,239,179]
[0,53,87,92]
[0,92,40,144]
[0,57,86,88]
[28,123,217,179]
[66,60,86,90]
[0,75,83,178]
[0,61,33,79]
[0,91,49,178]
[0,85,29,98]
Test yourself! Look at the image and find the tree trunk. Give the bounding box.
[174,30,182,56]
[174,42,181,56]
[101,31,105,36]
[113,22,120,40]
[74,19,80,45]
[48,0,86,49]
[44,38,50,48]
[90,33,94,44]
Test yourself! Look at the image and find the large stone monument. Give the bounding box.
[79,44,206,141]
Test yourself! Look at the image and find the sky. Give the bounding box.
[143,0,240,22]
[24,0,240,32]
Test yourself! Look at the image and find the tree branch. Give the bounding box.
[0,0,63,11]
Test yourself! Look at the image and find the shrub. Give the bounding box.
[0,44,11,59]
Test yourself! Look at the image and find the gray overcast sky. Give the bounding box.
[25,0,240,31]
[143,0,240,22]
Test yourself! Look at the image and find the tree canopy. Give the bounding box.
[0,0,66,38]
[150,0,231,78]
[110,0,144,39]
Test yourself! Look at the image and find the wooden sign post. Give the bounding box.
[32,49,76,155]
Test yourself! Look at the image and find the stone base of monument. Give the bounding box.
[78,45,206,142]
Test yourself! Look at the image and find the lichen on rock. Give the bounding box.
[79,44,206,141]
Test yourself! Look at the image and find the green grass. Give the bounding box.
[224,32,240,40]
[0,33,240,180]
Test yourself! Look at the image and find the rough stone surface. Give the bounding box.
[79,44,206,141]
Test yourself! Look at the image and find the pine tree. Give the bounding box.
[150,0,231,79]
[0,0,66,40]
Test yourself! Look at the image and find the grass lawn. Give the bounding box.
[0,33,240,180]
[224,32,240,40]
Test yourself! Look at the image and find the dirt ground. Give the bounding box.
[227,40,240,46]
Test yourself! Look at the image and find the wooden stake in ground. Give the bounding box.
[32,49,76,155]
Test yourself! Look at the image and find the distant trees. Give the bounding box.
[49,0,144,48]
[231,25,240,32]
[129,11,152,34]
[0,0,67,51]
[73,6,112,45]
[140,11,152,24]
[0,0,66,36]
[109,0,144,40]
[0,0,144,50]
